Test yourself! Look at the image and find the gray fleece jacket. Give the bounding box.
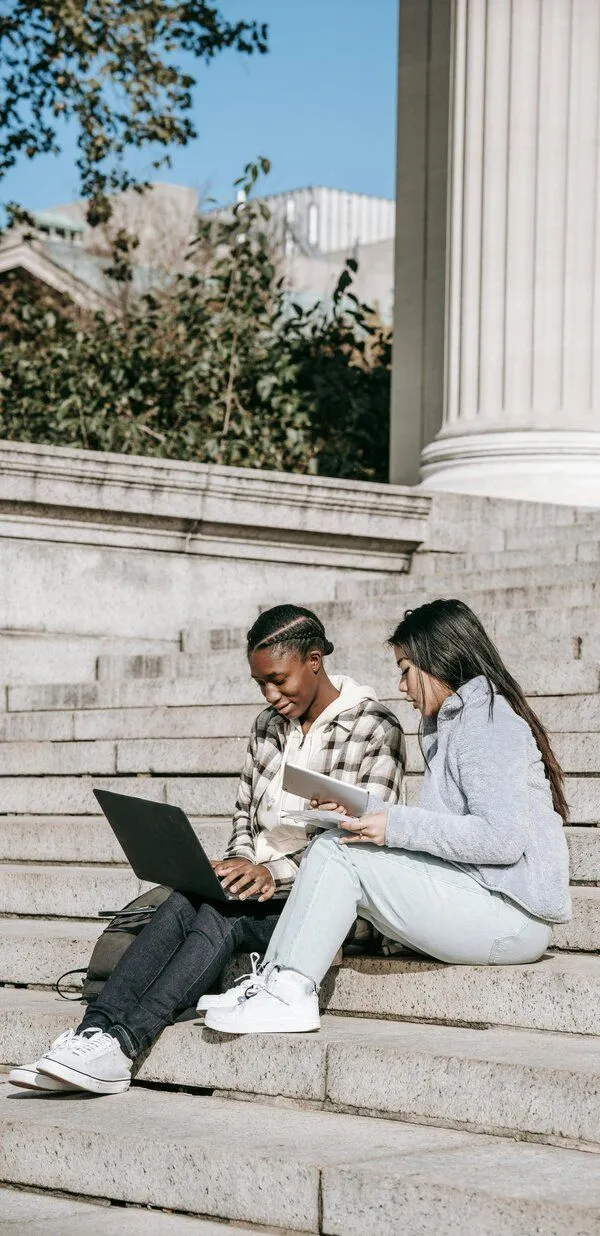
[369,676,571,924]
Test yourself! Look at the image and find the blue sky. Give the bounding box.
[1,0,398,212]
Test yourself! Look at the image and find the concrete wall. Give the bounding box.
[0,441,430,685]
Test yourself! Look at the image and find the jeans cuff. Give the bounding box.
[108,1023,138,1059]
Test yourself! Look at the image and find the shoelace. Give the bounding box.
[49,1028,77,1051]
[233,951,262,991]
[243,965,291,1007]
[57,1028,116,1058]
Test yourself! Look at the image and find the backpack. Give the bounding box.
[55,886,398,1003]
[56,885,172,1002]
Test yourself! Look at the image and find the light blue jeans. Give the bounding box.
[264,833,553,984]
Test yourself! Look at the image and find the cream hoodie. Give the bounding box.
[254,675,378,881]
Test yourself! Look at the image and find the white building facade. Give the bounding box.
[260,187,395,257]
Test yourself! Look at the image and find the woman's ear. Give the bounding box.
[308,649,322,675]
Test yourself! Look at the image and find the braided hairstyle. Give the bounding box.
[247,604,334,661]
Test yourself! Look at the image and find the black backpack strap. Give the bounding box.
[55,968,87,1000]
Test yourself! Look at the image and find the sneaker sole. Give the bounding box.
[8,1068,80,1093]
[196,997,240,1012]
[204,1015,321,1035]
[37,1059,131,1095]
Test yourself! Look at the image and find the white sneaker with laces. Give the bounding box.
[204,967,320,1035]
[8,1058,81,1092]
[37,1027,133,1094]
[196,952,267,1012]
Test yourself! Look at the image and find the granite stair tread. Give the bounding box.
[0,1186,262,1235]
[1,988,600,1148]
[1,1083,600,1234]
[0,818,595,875]
[3,694,600,738]
[2,925,600,1031]
[0,815,229,864]
[1,729,598,775]
[0,864,596,945]
[0,772,598,821]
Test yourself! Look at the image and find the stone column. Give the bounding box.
[415,0,600,504]
[389,1,452,486]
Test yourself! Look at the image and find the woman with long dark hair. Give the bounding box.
[10,604,405,1092]
[207,598,572,1036]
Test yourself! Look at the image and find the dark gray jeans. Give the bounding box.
[77,890,283,1058]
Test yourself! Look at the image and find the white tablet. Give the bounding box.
[282,763,369,817]
[282,808,351,828]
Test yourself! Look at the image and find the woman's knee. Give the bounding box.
[302,831,342,865]
[488,918,552,964]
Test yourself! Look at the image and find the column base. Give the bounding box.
[419,430,600,507]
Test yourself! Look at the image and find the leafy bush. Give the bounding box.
[0,163,390,480]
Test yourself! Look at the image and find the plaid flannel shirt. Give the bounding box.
[224,699,406,893]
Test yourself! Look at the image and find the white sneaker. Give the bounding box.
[204,967,320,1035]
[196,952,266,1012]
[8,1060,81,1093]
[37,1027,133,1095]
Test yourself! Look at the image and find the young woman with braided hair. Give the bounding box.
[11,604,405,1093]
[207,599,572,1036]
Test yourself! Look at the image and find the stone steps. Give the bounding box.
[422,495,600,535]
[0,862,152,918]
[0,736,247,777]
[5,655,600,710]
[566,826,600,878]
[0,1187,258,1236]
[0,775,240,817]
[0,730,595,776]
[0,495,599,1230]
[0,630,180,694]
[1,771,598,821]
[315,580,600,624]
[294,604,600,646]
[406,541,600,575]
[0,863,597,941]
[8,650,600,718]
[2,1082,600,1233]
[0,702,261,742]
[6,678,263,713]
[533,694,600,732]
[327,559,600,601]
[0,816,596,879]
[1,924,599,1032]
[503,522,600,550]
[185,619,585,664]
[0,916,103,984]
[315,951,600,1035]
[2,693,596,742]
[91,645,596,696]
[2,989,600,1149]
[0,815,229,864]
[185,619,600,677]
[175,617,600,671]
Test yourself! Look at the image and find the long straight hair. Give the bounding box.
[389,599,568,822]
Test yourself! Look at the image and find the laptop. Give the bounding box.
[94,789,272,902]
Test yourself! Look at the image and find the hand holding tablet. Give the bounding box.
[282,763,369,815]
[281,763,369,829]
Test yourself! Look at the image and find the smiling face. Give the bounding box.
[393,647,453,718]
[249,646,321,721]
